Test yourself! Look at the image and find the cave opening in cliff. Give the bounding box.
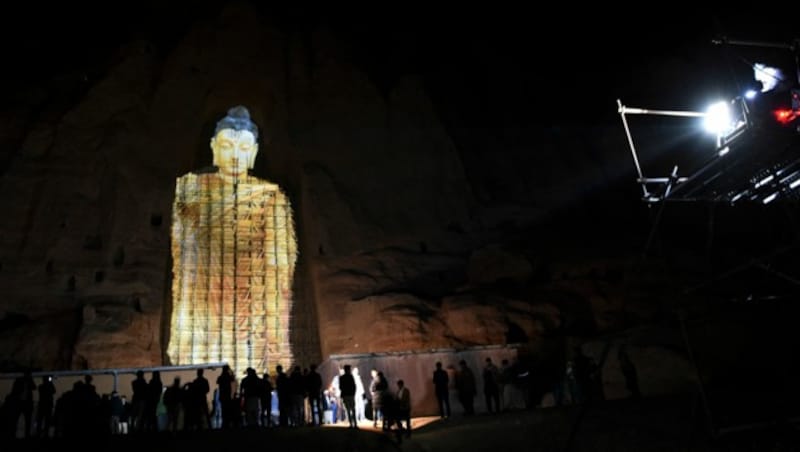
[167,106,298,374]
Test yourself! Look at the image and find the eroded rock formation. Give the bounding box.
[0,2,719,400]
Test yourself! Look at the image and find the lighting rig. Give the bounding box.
[618,37,800,205]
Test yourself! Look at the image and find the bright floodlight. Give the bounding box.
[704,101,732,134]
[744,89,758,99]
[754,63,782,92]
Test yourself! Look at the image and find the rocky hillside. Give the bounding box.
[1,2,796,404]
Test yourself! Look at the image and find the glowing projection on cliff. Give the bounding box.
[167,106,297,374]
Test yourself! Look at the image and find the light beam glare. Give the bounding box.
[704,101,733,135]
[754,63,782,92]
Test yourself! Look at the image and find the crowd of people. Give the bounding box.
[0,347,638,440]
[0,362,413,440]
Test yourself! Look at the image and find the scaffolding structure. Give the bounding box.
[618,36,800,206]
[617,35,800,439]
[168,171,297,374]
[618,95,800,205]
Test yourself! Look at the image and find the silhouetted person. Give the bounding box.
[353,367,366,422]
[618,345,641,399]
[433,362,450,418]
[325,389,338,424]
[328,369,342,423]
[396,379,411,437]
[289,365,305,426]
[240,368,262,427]
[83,374,97,396]
[80,374,102,434]
[216,365,236,429]
[339,365,357,429]
[109,391,127,434]
[380,389,404,441]
[163,377,182,432]
[191,368,211,429]
[275,365,290,427]
[369,369,385,427]
[499,359,513,410]
[455,360,476,415]
[55,380,84,437]
[10,370,36,438]
[482,358,500,413]
[144,371,163,432]
[306,364,324,426]
[130,370,148,432]
[36,375,56,437]
[260,372,274,427]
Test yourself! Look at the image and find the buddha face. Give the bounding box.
[211,128,258,177]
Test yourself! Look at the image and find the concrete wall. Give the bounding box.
[318,345,519,417]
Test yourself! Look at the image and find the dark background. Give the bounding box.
[2,1,799,429]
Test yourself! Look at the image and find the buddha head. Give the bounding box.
[211,105,259,177]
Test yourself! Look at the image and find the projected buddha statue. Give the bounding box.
[167,106,297,374]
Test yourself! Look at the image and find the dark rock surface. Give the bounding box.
[0,3,798,415]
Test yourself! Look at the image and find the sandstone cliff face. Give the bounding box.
[0,2,699,398]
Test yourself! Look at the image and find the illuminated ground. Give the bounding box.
[6,395,799,451]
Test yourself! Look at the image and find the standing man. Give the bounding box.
[275,364,291,427]
[306,364,324,426]
[130,370,148,432]
[455,360,476,415]
[260,371,274,427]
[396,380,411,437]
[433,362,450,419]
[499,359,512,410]
[192,368,211,429]
[353,367,366,422]
[369,369,386,427]
[36,375,56,437]
[482,358,500,413]
[240,368,262,427]
[339,365,357,429]
[215,365,235,429]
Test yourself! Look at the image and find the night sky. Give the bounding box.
[1,4,798,253]
[3,4,798,118]
[1,4,798,220]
